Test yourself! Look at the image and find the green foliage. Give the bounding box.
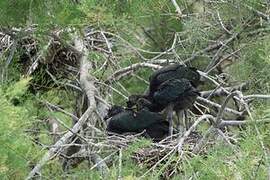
[0,82,38,179]
[178,103,270,180]
[230,35,270,95]
[180,130,268,179]
[0,0,84,28]
[0,0,31,26]
[113,138,152,178]
[182,145,235,179]
[124,138,151,157]
[5,77,32,101]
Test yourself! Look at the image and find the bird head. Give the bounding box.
[126,94,143,108]
[187,67,202,87]
[136,98,152,111]
[104,105,125,120]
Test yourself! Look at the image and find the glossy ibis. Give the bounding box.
[127,78,200,135]
[153,78,200,135]
[148,64,201,97]
[105,105,169,141]
[104,105,125,120]
[127,64,201,135]
[127,94,164,112]
[127,64,201,109]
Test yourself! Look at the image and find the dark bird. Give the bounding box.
[105,105,169,141]
[127,78,200,136]
[104,105,125,120]
[127,94,164,112]
[126,64,201,135]
[153,78,200,135]
[153,79,200,110]
[148,64,201,97]
[127,64,201,110]
[145,121,170,142]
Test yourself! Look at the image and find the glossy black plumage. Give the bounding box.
[127,95,164,112]
[127,64,201,111]
[148,64,201,97]
[127,78,200,112]
[145,121,170,142]
[106,109,163,133]
[153,78,200,110]
[104,105,125,120]
[154,78,200,135]
[114,64,201,137]
[105,107,169,141]
[127,78,200,136]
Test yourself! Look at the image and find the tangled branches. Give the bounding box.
[1,5,270,178]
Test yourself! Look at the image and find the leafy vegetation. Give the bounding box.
[0,78,36,178]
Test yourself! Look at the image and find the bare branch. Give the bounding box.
[196,97,243,116]
[200,83,248,98]
[244,94,270,100]
[244,4,270,21]
[90,154,109,177]
[26,33,103,179]
[26,105,97,179]
[177,115,214,154]
[192,126,216,154]
[219,119,270,127]
[215,92,238,125]
[105,63,161,83]
[204,32,239,73]
[44,101,79,121]
[46,118,61,143]
[171,0,182,17]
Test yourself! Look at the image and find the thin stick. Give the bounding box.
[192,126,216,154]
[44,101,79,121]
[219,119,270,127]
[26,106,96,179]
[171,0,182,17]
[243,100,270,178]
[196,97,243,116]
[118,148,122,180]
[106,62,161,83]
[244,94,270,100]
[215,92,238,125]
[177,115,214,154]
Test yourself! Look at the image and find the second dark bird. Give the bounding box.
[126,64,201,135]
[105,105,169,141]
[127,64,201,111]
[153,78,200,135]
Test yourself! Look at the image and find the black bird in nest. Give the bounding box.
[104,105,125,120]
[127,64,201,110]
[126,64,201,135]
[104,105,170,141]
[152,78,200,135]
[148,64,201,97]
[128,79,200,135]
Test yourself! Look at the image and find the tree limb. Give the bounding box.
[26,33,103,179]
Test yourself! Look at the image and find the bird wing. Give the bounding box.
[157,66,200,88]
[145,121,169,140]
[153,79,193,105]
[149,64,181,82]
[149,64,184,94]
[135,109,164,127]
[107,110,164,133]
